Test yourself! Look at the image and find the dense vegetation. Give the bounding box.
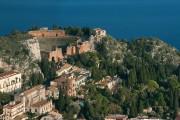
[0,92,14,114]
[0,29,179,119]
[66,37,180,119]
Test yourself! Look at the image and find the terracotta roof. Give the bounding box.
[4,101,22,109]
[14,114,28,120]
[0,71,20,80]
[23,85,44,95]
[31,100,51,108]
[53,75,69,83]
[48,86,58,91]
[57,64,72,72]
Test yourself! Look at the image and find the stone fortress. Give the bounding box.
[27,27,107,62]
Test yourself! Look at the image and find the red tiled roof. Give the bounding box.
[0,71,20,80]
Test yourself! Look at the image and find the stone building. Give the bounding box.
[46,86,59,99]
[105,114,128,120]
[15,85,46,111]
[28,28,65,38]
[94,28,107,38]
[41,47,64,62]
[2,85,55,119]
[66,46,77,56]
[96,76,121,92]
[56,63,73,76]
[0,71,22,93]
[3,101,25,120]
[77,41,92,54]
[40,111,63,120]
[52,64,91,96]
[50,74,76,96]
[30,100,53,115]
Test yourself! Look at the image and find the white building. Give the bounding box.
[56,63,73,76]
[3,101,25,120]
[97,76,120,91]
[72,66,91,89]
[0,71,22,93]
[94,28,107,38]
[105,114,128,120]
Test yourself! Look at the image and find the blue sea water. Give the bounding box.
[0,0,179,49]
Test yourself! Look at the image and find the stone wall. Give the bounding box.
[48,48,64,62]
[66,46,77,56]
[28,30,65,38]
[77,41,92,54]
[40,41,93,62]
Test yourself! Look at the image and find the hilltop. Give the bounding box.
[0,28,179,119]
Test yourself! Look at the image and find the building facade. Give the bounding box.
[77,41,92,54]
[3,101,25,120]
[41,47,64,63]
[30,100,53,115]
[15,85,46,111]
[0,71,22,93]
[28,28,65,38]
[50,74,76,96]
[66,46,77,56]
[94,28,107,38]
[105,114,128,120]
[46,86,59,99]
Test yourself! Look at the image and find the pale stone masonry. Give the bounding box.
[28,28,65,38]
[40,111,63,120]
[96,76,121,91]
[3,101,25,120]
[56,63,73,76]
[30,100,53,115]
[0,71,22,93]
[2,85,55,120]
[15,85,46,111]
[94,28,107,38]
[50,74,76,96]
[105,114,128,120]
[46,86,59,99]
[41,47,64,62]
[51,63,91,96]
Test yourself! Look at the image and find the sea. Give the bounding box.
[0,0,179,49]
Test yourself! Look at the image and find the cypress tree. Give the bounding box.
[128,68,137,88]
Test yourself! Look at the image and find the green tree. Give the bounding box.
[128,68,137,88]
[29,72,44,86]
[146,80,159,93]
[138,99,144,113]
[129,98,138,117]
[0,92,13,105]
[0,68,4,73]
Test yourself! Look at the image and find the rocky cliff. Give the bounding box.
[0,34,42,81]
[23,37,41,61]
[97,36,180,66]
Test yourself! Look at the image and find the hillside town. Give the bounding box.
[0,28,121,120]
[0,27,179,120]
